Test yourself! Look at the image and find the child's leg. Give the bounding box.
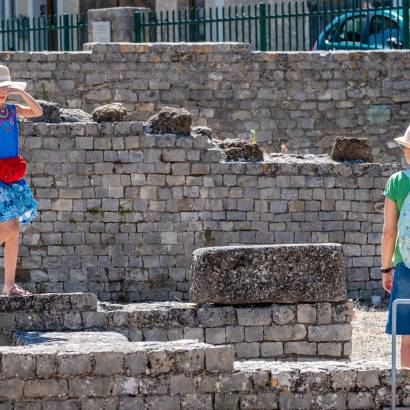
[1,217,31,295]
[0,217,19,246]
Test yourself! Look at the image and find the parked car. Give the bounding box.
[312,9,404,50]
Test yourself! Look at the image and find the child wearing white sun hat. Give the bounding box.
[0,64,43,297]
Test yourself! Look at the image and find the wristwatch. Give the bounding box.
[381,267,393,273]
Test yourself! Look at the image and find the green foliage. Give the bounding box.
[250,129,257,144]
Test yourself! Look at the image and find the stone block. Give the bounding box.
[308,324,352,342]
[205,345,234,372]
[237,308,272,326]
[57,353,92,376]
[261,342,284,357]
[297,304,317,324]
[264,325,307,341]
[284,341,316,355]
[272,306,296,325]
[190,244,346,304]
[235,342,260,358]
[93,352,124,375]
[24,379,68,398]
[226,326,244,343]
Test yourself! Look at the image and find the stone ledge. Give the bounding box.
[0,340,234,377]
[82,41,253,54]
[0,350,404,408]
[14,331,128,346]
[0,293,97,313]
[0,298,352,360]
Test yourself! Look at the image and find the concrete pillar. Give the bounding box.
[87,6,150,43]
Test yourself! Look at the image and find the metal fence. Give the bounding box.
[134,0,410,51]
[0,14,88,52]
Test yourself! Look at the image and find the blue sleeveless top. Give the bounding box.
[0,103,19,159]
[0,103,38,225]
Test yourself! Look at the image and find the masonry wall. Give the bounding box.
[1,42,408,164]
[9,121,395,301]
[1,294,353,360]
[0,340,399,409]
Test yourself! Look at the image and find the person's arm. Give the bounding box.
[5,86,43,118]
[381,196,399,293]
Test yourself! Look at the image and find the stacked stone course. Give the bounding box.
[0,338,404,409]
[0,293,352,361]
[12,121,395,300]
[3,42,408,163]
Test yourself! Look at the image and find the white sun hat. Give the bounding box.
[395,124,410,149]
[0,65,26,90]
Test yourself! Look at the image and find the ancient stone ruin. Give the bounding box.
[28,101,129,124]
[0,37,405,408]
[0,241,379,408]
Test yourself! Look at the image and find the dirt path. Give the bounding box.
[351,304,393,364]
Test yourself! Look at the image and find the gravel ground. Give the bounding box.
[352,302,393,364]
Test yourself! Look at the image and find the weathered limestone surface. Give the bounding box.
[0,293,97,312]
[144,106,192,135]
[91,102,127,123]
[330,136,374,162]
[0,339,402,409]
[190,244,347,304]
[212,137,265,162]
[14,331,128,346]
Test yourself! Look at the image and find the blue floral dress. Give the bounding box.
[0,103,38,225]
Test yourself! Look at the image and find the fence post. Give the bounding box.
[259,2,267,51]
[63,14,70,51]
[404,0,409,49]
[134,12,142,42]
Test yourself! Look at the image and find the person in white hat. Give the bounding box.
[0,64,43,296]
[383,124,410,367]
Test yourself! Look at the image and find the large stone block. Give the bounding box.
[189,244,346,304]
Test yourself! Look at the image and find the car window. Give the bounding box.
[338,15,369,42]
[369,15,399,34]
[325,22,340,42]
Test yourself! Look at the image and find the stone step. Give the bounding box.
[0,292,97,313]
[13,331,128,346]
[0,339,234,376]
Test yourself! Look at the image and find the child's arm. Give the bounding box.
[6,87,43,118]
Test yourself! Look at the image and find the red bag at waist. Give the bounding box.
[0,155,26,183]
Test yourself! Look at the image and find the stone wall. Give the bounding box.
[0,293,352,360]
[11,121,394,301]
[2,42,408,164]
[0,294,388,408]
[0,339,403,409]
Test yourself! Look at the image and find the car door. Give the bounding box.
[329,14,371,50]
[366,14,401,49]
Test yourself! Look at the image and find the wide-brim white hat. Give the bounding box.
[0,65,26,90]
[395,124,410,149]
[0,80,26,89]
